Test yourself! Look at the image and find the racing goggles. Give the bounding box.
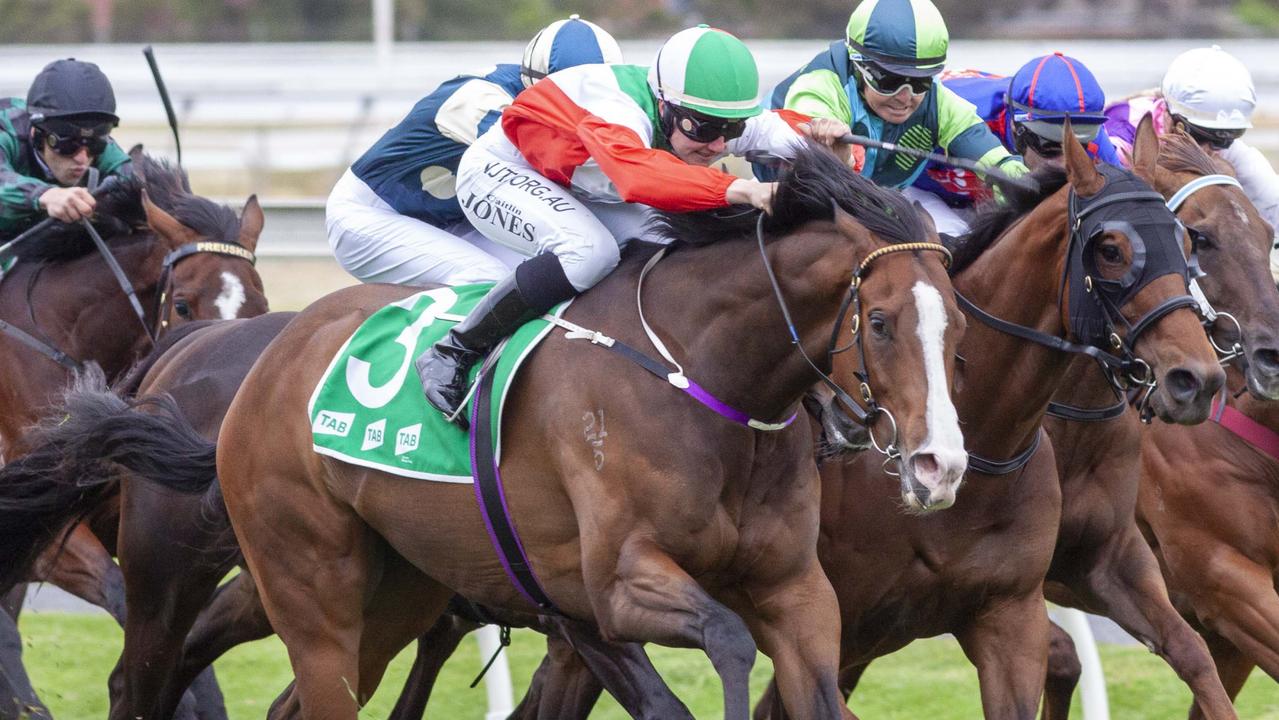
[38,121,112,157]
[854,61,932,98]
[1179,119,1245,151]
[666,104,746,143]
[1014,123,1064,158]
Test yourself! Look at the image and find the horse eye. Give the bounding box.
[869,313,889,336]
[1192,230,1215,250]
[174,298,193,319]
[1099,244,1123,263]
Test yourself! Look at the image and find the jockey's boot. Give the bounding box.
[416,273,539,429]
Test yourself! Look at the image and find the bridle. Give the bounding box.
[1045,171,1246,422]
[959,165,1199,471]
[756,210,953,470]
[153,240,258,334]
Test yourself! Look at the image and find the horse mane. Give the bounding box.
[947,165,1068,274]
[20,154,241,264]
[1159,130,1232,177]
[650,143,928,248]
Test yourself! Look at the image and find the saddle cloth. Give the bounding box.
[308,284,565,482]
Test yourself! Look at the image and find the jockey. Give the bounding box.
[769,0,1028,235]
[1105,45,1279,275]
[0,59,130,238]
[325,16,623,286]
[914,53,1121,210]
[416,26,852,424]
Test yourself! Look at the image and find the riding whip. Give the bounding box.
[143,45,183,165]
[837,132,1039,193]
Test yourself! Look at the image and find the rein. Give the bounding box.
[961,170,1197,471]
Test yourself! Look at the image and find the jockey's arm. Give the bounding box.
[936,82,1029,179]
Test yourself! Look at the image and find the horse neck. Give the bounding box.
[39,236,164,376]
[644,230,854,423]
[954,191,1076,461]
[1052,353,1120,407]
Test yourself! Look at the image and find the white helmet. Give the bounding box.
[1161,45,1256,130]
[521,15,623,89]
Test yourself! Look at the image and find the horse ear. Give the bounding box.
[1062,117,1104,196]
[1131,114,1159,181]
[913,200,938,237]
[128,144,145,163]
[238,194,264,252]
[142,189,198,248]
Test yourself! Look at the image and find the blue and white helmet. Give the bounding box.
[521,15,624,88]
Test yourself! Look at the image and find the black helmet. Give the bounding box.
[26,59,119,127]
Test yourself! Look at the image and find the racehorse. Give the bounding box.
[1128,138,1279,717]
[1,145,967,720]
[754,121,1224,719]
[1036,121,1279,719]
[0,151,267,720]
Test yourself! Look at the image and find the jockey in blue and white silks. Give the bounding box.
[911,52,1121,232]
[325,16,622,286]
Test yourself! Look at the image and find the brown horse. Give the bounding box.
[1129,145,1279,715]
[1036,122,1279,719]
[25,146,966,719]
[0,152,267,720]
[755,123,1224,719]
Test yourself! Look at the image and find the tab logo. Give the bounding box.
[313,410,355,437]
[362,418,387,451]
[395,423,422,457]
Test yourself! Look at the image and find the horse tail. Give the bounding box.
[0,369,216,590]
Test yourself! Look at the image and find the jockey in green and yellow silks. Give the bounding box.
[769,0,1028,233]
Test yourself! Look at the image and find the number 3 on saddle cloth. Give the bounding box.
[308,284,566,483]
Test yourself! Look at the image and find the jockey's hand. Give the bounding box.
[799,119,864,171]
[39,187,95,223]
[727,178,777,215]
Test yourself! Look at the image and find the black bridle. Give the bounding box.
[960,166,1199,472]
[756,210,953,470]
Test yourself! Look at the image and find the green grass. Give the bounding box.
[15,612,1279,718]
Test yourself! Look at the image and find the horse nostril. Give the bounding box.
[1254,348,1279,377]
[911,453,939,483]
[1165,368,1203,404]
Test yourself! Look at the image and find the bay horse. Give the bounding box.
[1036,122,1279,719]
[755,122,1224,719]
[10,145,968,719]
[1129,142,1279,716]
[0,151,267,720]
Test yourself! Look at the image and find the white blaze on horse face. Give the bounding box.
[911,281,966,477]
[215,271,247,320]
[1229,200,1252,228]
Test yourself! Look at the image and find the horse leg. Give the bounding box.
[521,615,692,720]
[385,613,478,720]
[1040,621,1080,720]
[1175,550,1279,684]
[0,601,50,720]
[1061,525,1235,720]
[172,569,276,699]
[30,522,126,623]
[956,592,1050,720]
[589,542,759,720]
[735,560,849,720]
[1189,634,1256,720]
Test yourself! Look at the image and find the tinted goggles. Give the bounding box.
[38,121,112,157]
[666,105,746,143]
[1180,120,1245,151]
[1015,123,1064,159]
[854,61,932,98]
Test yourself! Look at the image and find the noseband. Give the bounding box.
[153,240,259,334]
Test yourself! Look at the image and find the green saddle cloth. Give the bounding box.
[308,284,564,482]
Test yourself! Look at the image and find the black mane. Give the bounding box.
[650,143,930,248]
[946,164,1068,274]
[19,154,241,264]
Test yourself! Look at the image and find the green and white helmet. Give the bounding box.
[646,26,762,119]
[846,0,949,77]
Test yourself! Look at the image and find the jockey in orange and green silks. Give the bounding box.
[769,0,1028,195]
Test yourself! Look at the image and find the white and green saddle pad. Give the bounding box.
[308,284,565,482]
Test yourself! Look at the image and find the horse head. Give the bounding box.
[135,152,269,332]
[1059,117,1224,424]
[821,180,967,513]
[1128,115,1279,400]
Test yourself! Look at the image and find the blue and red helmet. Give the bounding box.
[1006,52,1108,143]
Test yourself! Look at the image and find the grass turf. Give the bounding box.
[16,612,1279,718]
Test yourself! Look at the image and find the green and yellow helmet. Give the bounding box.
[646,25,762,120]
[846,0,949,78]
